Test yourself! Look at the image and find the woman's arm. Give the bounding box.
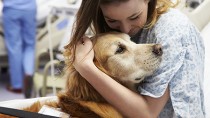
[74,37,169,118]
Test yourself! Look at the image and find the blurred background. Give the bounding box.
[0,0,81,100]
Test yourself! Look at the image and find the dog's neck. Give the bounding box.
[64,69,106,103]
[117,79,139,93]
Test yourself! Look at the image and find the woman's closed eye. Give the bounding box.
[107,15,140,23]
[130,15,140,20]
[107,19,117,23]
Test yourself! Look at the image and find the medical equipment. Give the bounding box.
[33,0,81,97]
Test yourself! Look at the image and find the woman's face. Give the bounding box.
[100,0,149,37]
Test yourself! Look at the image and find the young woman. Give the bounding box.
[65,0,205,117]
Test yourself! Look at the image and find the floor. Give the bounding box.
[0,72,25,101]
[0,69,54,102]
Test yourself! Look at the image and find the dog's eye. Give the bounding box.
[115,45,125,54]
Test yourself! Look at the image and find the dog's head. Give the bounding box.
[63,32,162,101]
[93,32,162,90]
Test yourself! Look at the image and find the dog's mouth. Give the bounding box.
[135,78,141,81]
[134,77,144,83]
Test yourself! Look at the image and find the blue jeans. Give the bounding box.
[3,8,36,89]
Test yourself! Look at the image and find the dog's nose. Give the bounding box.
[152,44,162,56]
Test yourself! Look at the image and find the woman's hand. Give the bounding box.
[73,36,95,74]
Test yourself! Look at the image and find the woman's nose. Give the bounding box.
[120,23,131,34]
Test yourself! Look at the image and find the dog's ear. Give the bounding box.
[94,57,104,71]
[93,56,122,85]
[93,56,110,77]
[90,36,97,46]
[90,35,107,74]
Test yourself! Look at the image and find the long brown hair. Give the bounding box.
[64,0,178,64]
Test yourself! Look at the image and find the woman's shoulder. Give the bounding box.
[154,8,192,32]
[147,8,201,43]
[159,8,187,19]
[139,8,202,46]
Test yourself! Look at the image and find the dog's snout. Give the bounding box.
[152,44,162,56]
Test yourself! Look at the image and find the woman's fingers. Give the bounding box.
[74,36,94,70]
[76,36,93,56]
[81,36,89,45]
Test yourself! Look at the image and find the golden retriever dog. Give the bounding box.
[0,32,162,118]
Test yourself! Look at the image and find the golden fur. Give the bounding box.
[0,32,162,118]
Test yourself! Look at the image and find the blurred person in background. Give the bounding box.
[2,0,37,98]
